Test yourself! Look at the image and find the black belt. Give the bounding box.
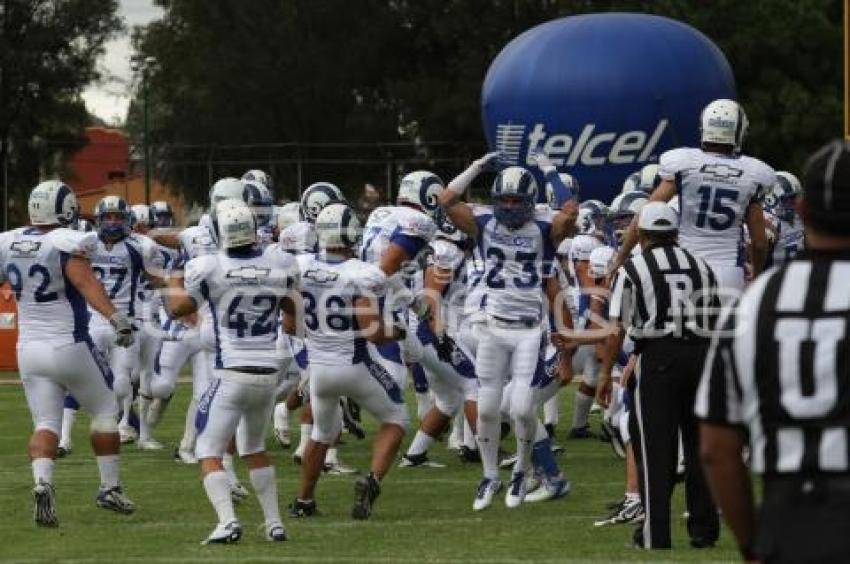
[763,474,850,498]
[228,366,278,375]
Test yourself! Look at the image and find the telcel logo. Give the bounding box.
[496,119,667,167]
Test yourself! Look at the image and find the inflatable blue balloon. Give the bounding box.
[482,13,737,204]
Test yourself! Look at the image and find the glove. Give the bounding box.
[447,151,505,196]
[110,312,136,348]
[529,151,557,176]
[433,332,456,364]
[473,151,505,173]
[410,294,432,321]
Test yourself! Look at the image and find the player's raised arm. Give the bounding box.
[439,151,502,238]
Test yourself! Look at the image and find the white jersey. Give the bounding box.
[428,238,467,330]
[0,227,98,345]
[256,225,275,249]
[278,221,318,255]
[472,206,556,322]
[659,147,776,266]
[89,234,163,326]
[179,224,218,259]
[766,213,804,268]
[183,247,298,371]
[360,205,437,267]
[296,254,387,365]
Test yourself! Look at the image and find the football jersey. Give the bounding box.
[183,246,298,370]
[360,205,436,268]
[428,238,468,330]
[296,254,387,365]
[473,206,555,322]
[256,225,275,249]
[766,214,804,268]
[179,224,218,259]
[89,234,163,327]
[0,227,98,345]
[659,147,776,266]
[278,221,318,255]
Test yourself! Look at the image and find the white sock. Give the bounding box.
[415,392,431,420]
[572,390,594,429]
[119,394,132,427]
[296,424,312,456]
[273,402,289,431]
[249,466,282,526]
[476,417,500,480]
[513,417,535,474]
[463,418,477,450]
[138,396,151,442]
[59,408,76,448]
[32,457,55,485]
[406,430,435,457]
[96,455,120,489]
[449,412,463,446]
[203,471,236,524]
[626,491,641,503]
[543,396,559,427]
[325,447,339,465]
[222,453,239,486]
[180,399,198,452]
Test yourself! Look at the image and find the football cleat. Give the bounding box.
[201,520,242,545]
[602,420,627,459]
[145,396,171,426]
[399,453,446,468]
[288,498,318,518]
[524,476,571,503]
[458,445,481,463]
[504,471,527,508]
[96,485,135,514]
[118,425,138,444]
[567,425,595,439]
[174,447,198,464]
[33,480,58,527]
[499,453,518,469]
[56,445,72,458]
[230,482,250,503]
[265,521,288,542]
[472,478,503,512]
[550,442,565,455]
[137,438,164,451]
[590,402,603,415]
[273,427,291,449]
[351,474,381,520]
[593,497,644,527]
[323,461,358,475]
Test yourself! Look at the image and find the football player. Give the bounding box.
[288,203,408,520]
[0,181,136,526]
[762,171,804,267]
[164,199,298,544]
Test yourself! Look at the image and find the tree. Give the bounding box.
[0,0,122,228]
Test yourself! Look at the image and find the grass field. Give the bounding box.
[0,372,738,563]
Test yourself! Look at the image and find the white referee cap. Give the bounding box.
[638,201,678,232]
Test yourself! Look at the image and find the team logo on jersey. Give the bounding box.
[10,240,41,257]
[225,266,270,281]
[700,163,743,179]
[487,229,534,249]
[304,268,339,284]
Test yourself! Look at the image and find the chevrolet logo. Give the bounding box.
[10,240,41,255]
[700,163,743,179]
[304,268,339,284]
[226,266,270,280]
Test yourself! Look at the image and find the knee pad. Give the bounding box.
[90,415,119,434]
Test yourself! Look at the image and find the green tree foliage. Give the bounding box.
[0,0,122,227]
[130,0,841,202]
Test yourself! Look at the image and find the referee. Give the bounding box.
[697,139,850,563]
[597,202,720,550]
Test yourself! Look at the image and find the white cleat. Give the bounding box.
[323,461,357,475]
[201,520,242,545]
[137,438,164,451]
[472,478,503,512]
[504,471,527,509]
[173,447,198,465]
[118,425,138,444]
[230,482,251,503]
[524,476,571,503]
[265,521,287,542]
[499,453,518,469]
[273,427,291,449]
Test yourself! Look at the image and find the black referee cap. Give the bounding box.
[803,140,850,227]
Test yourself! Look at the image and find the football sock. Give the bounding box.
[138,396,151,442]
[222,453,239,485]
[203,471,236,524]
[32,457,54,485]
[179,399,198,452]
[572,389,594,429]
[249,466,282,526]
[325,447,339,465]
[96,455,120,489]
[406,430,435,457]
[295,424,312,456]
[59,408,77,448]
[273,402,289,431]
[476,418,500,480]
[415,392,431,420]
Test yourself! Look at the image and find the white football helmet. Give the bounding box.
[273,202,301,232]
[242,180,273,227]
[545,172,579,210]
[300,182,346,223]
[151,200,175,227]
[28,180,79,226]
[700,99,748,152]
[397,170,444,219]
[315,203,362,250]
[241,169,273,189]
[589,246,616,279]
[622,164,661,194]
[212,199,256,249]
[130,204,154,228]
[209,177,246,206]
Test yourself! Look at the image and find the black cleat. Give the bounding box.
[351,474,381,520]
[567,425,596,439]
[33,481,58,527]
[288,498,318,518]
[458,445,481,463]
[56,446,71,458]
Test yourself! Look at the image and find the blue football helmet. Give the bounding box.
[491,167,538,229]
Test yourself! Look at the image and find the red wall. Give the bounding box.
[68,127,129,195]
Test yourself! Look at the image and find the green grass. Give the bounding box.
[0,374,737,562]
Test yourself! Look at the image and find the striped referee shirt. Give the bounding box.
[695,250,850,475]
[609,242,719,343]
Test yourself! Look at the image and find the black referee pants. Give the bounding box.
[628,338,719,549]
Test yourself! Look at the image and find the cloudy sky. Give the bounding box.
[80,0,164,125]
